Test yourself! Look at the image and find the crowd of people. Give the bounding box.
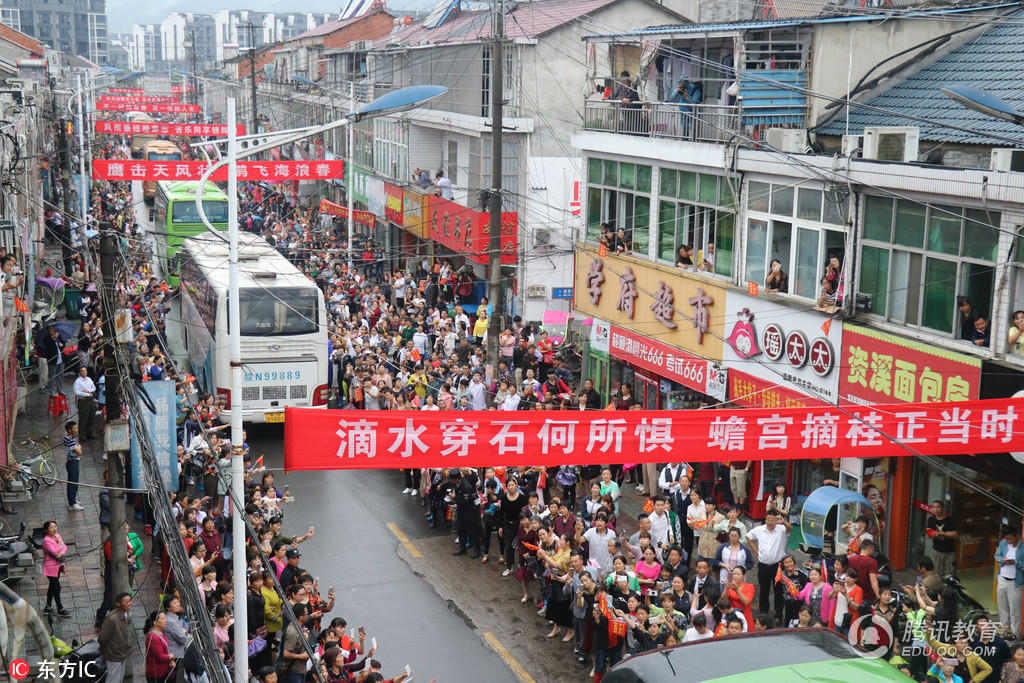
[33,120,1024,683]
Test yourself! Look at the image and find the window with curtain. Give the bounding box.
[584,156,652,255]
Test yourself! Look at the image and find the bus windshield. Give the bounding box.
[172,200,229,224]
[148,153,182,161]
[239,288,318,336]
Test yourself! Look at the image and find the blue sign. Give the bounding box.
[129,380,179,491]
[551,287,574,300]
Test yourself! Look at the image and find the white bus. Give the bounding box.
[178,232,329,423]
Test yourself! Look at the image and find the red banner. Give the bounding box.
[425,197,517,265]
[609,324,713,395]
[99,95,178,104]
[109,88,144,94]
[318,198,374,227]
[92,159,345,181]
[728,368,826,409]
[96,102,201,113]
[283,397,1024,470]
[97,121,245,136]
[385,182,403,226]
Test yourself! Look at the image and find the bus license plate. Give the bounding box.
[265,412,285,424]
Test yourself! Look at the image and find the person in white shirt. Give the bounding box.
[996,526,1024,638]
[393,273,408,308]
[648,496,674,549]
[583,515,615,569]
[412,326,430,356]
[434,171,454,200]
[72,367,98,440]
[468,373,487,410]
[501,384,520,411]
[453,307,470,336]
[682,612,713,642]
[658,463,689,496]
[746,509,793,621]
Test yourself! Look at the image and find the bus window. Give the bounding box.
[239,288,318,336]
[172,200,229,224]
[147,153,182,161]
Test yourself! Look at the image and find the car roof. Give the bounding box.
[605,628,908,682]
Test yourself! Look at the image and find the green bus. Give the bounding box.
[154,181,230,285]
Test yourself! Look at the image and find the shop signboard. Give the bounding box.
[590,318,610,355]
[839,324,982,405]
[610,324,722,397]
[728,369,826,409]
[572,244,726,361]
[367,176,386,219]
[722,291,843,405]
[403,188,426,238]
[385,182,403,226]
[426,197,518,265]
[351,164,370,204]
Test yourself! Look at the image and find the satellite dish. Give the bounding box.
[1012,390,1024,464]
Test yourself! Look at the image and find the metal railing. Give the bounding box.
[583,100,805,143]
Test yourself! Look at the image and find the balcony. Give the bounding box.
[583,100,804,144]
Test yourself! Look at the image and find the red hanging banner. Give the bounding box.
[283,397,1024,470]
[99,95,179,104]
[96,101,201,113]
[96,121,245,136]
[92,159,344,181]
[317,198,374,226]
[108,87,144,94]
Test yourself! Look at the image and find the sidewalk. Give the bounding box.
[13,364,159,675]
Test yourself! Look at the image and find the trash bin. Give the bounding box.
[64,287,82,318]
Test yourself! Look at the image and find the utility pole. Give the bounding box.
[100,231,130,598]
[50,81,73,275]
[75,74,91,279]
[485,0,505,371]
[189,27,200,109]
[244,23,259,136]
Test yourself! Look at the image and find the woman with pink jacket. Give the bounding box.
[796,565,835,627]
[42,520,70,618]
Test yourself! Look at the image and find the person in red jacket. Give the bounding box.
[144,610,175,683]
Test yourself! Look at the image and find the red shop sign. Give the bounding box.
[384,183,404,226]
[839,324,982,405]
[99,95,178,104]
[96,101,201,113]
[728,368,826,409]
[93,159,344,181]
[425,196,517,265]
[609,325,710,394]
[284,397,1024,470]
[97,121,245,136]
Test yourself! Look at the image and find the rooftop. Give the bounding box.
[816,7,1024,146]
[0,22,44,57]
[293,10,389,41]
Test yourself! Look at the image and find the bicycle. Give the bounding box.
[18,438,58,486]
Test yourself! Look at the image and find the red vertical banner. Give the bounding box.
[385,183,404,226]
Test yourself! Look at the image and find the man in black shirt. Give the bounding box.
[279,549,305,591]
[969,615,1010,675]
[926,500,957,578]
[583,379,602,410]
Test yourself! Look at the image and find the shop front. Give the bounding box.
[721,291,843,518]
[572,245,727,409]
[838,324,982,570]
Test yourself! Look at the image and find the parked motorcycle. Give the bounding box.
[0,523,37,582]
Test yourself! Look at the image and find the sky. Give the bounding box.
[106,0,436,33]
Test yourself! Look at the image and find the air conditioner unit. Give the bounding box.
[526,285,547,298]
[863,126,919,162]
[534,228,554,249]
[991,148,1024,172]
[841,134,862,158]
[764,128,807,154]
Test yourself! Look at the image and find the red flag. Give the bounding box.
[774,565,784,584]
[821,318,833,335]
[410,349,422,363]
[642,498,654,514]
[13,297,27,313]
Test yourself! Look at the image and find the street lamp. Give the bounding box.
[941,84,1024,126]
[193,84,445,683]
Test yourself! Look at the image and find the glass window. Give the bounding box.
[864,195,892,241]
[588,157,602,185]
[745,219,768,285]
[860,246,889,316]
[797,187,822,221]
[658,202,677,262]
[823,191,846,225]
[922,258,956,333]
[893,200,926,248]
[586,187,602,241]
[659,168,677,197]
[678,171,696,201]
[603,160,618,186]
[715,213,734,278]
[699,174,718,205]
[634,196,650,253]
[771,185,794,216]
[961,263,995,330]
[720,179,736,209]
[748,181,770,213]
[770,222,792,270]
[927,205,961,256]
[619,163,635,190]
[239,288,319,336]
[636,165,652,193]
[963,209,999,262]
[794,227,820,299]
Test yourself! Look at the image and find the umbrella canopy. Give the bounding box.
[799,486,877,550]
[34,321,78,347]
[35,276,65,293]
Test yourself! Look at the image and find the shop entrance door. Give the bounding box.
[633,372,660,410]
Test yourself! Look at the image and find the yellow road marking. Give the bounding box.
[386,522,423,558]
[482,631,536,683]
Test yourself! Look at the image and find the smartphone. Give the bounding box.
[329,585,334,594]
[916,576,923,587]
[404,665,411,676]
[371,637,377,650]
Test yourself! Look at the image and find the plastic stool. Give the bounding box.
[48,394,68,418]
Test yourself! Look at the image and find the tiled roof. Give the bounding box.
[372,0,644,48]
[816,8,1024,146]
[0,23,43,57]
[294,11,386,40]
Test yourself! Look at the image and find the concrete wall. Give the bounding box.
[808,17,990,129]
